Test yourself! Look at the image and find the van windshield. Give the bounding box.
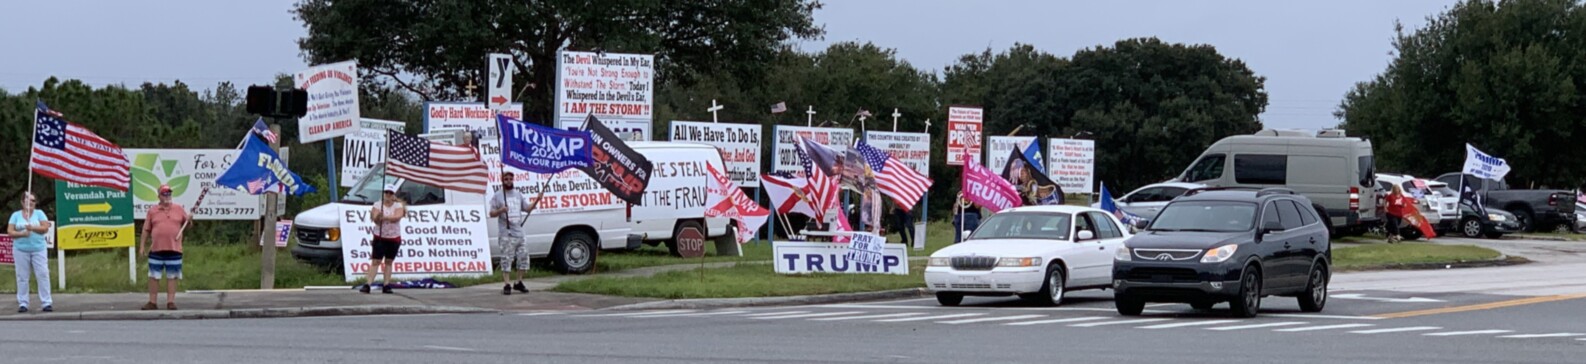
[344,167,386,204]
[343,165,448,206]
[1149,201,1257,232]
[1182,154,1226,182]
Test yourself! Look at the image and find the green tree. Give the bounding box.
[292,0,824,123]
[1337,0,1585,188]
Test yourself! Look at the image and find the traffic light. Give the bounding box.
[246,86,309,118]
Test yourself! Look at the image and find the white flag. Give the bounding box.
[1462,144,1511,181]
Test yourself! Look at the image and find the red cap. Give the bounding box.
[158,184,173,194]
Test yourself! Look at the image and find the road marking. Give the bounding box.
[1498,333,1585,339]
[1374,294,1586,319]
[515,312,565,317]
[1070,318,1170,327]
[1275,323,1374,332]
[1351,326,1442,334]
[1333,293,1443,303]
[937,314,1047,324]
[1425,330,1514,337]
[574,310,694,317]
[1206,322,1309,331]
[810,313,926,321]
[1266,314,1383,320]
[1004,317,1108,326]
[1138,320,1239,329]
[631,311,748,318]
[751,311,866,320]
[422,345,476,352]
[814,304,1170,313]
[741,311,810,317]
[874,313,984,322]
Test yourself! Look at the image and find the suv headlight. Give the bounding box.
[997,257,1038,267]
[1200,244,1238,263]
[326,228,341,241]
[1114,247,1131,261]
[928,257,950,267]
[1487,214,1506,222]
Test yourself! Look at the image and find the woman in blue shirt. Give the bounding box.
[8,192,53,313]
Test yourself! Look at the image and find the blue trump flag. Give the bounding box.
[497,114,593,174]
[1022,141,1046,176]
[215,133,316,196]
[1099,182,1143,225]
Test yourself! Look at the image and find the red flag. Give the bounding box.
[706,163,769,244]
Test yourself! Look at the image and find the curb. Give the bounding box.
[0,305,497,321]
[601,288,929,311]
[1336,254,1530,272]
[1509,234,1579,242]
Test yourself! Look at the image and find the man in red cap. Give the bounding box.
[140,184,189,310]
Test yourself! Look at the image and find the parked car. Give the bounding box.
[1092,182,1206,226]
[1575,200,1585,233]
[1374,173,1444,240]
[1176,129,1378,236]
[1433,173,1575,233]
[926,205,1130,306]
[1454,202,1521,239]
[1425,181,1461,232]
[1113,188,1331,318]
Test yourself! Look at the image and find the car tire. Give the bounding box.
[1297,263,1328,312]
[551,230,597,274]
[1115,295,1145,316]
[936,293,963,306]
[1190,302,1215,310]
[1508,208,1535,233]
[1229,266,1262,318]
[1022,264,1066,306]
[1460,218,1484,239]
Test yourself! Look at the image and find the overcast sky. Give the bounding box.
[1,0,1457,130]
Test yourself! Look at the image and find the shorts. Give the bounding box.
[498,233,530,272]
[148,251,183,279]
[371,236,401,261]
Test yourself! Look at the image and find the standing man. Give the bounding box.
[489,171,545,295]
[140,184,188,310]
[362,183,406,294]
[8,192,52,313]
[890,203,913,244]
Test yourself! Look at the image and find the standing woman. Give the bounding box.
[362,183,406,294]
[8,192,53,313]
[1384,184,1409,244]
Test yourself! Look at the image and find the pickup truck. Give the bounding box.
[1433,173,1576,233]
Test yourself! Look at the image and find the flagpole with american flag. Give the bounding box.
[30,100,132,193]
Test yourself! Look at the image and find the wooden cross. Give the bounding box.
[806,106,816,127]
[708,99,724,123]
[891,108,901,132]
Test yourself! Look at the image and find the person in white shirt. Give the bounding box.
[489,171,544,295]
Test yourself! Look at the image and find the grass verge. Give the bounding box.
[1332,243,1503,271]
[552,263,924,299]
[0,243,348,294]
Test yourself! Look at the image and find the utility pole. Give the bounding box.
[260,123,282,289]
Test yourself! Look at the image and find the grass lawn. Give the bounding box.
[1332,243,1502,271]
[552,262,925,299]
[0,243,349,294]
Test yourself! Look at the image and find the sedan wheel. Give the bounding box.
[1020,265,1066,306]
[1461,218,1484,238]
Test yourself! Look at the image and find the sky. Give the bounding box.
[1,0,1459,131]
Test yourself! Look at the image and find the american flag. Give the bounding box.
[251,118,278,145]
[796,138,838,222]
[385,130,489,194]
[770,101,787,114]
[857,141,933,212]
[30,101,130,191]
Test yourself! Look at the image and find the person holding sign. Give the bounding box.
[140,184,189,311]
[490,171,545,295]
[361,183,406,294]
[8,192,53,313]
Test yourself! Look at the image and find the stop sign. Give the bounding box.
[677,227,706,258]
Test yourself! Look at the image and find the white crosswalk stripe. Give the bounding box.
[741,311,810,317]
[1350,326,1442,334]
[1138,320,1239,329]
[1069,318,1170,327]
[874,313,985,322]
[1004,317,1108,326]
[1498,333,1585,339]
[1206,322,1309,331]
[515,312,564,317]
[573,310,695,317]
[1425,330,1514,337]
[810,313,926,321]
[750,311,866,320]
[1275,323,1374,332]
[937,315,1047,324]
[630,311,749,318]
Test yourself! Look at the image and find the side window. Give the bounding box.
[1126,188,1160,203]
[1278,200,1304,230]
[1235,154,1288,185]
[399,181,447,206]
[1358,155,1375,187]
[1088,212,1123,239]
[1159,187,1189,201]
[1262,202,1282,229]
[1183,154,1226,182]
[1292,200,1318,226]
[1074,214,1096,240]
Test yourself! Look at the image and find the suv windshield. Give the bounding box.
[968,212,1071,241]
[1148,201,1257,232]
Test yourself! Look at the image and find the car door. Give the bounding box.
[1086,211,1129,286]
[1276,200,1314,289]
[1068,213,1110,287]
[1257,201,1301,291]
[1288,200,1326,272]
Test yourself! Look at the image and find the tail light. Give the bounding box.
[1349,187,1361,210]
[626,203,634,222]
[1549,193,1560,206]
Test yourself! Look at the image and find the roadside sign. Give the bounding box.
[488,53,514,114]
[54,180,135,250]
[0,236,12,265]
[270,219,292,248]
[677,227,706,258]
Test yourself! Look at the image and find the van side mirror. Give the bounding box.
[1077,230,1095,241]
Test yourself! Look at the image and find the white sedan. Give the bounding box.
[926,205,1131,306]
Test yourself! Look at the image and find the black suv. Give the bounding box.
[1113,188,1331,318]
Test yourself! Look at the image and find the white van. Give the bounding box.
[291,141,734,274]
[1175,129,1379,235]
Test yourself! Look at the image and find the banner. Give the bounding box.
[863,131,930,176]
[340,118,407,187]
[945,106,983,166]
[580,115,653,205]
[498,114,593,174]
[122,149,261,220]
[424,102,616,213]
[844,232,886,268]
[338,204,492,282]
[771,125,855,175]
[215,134,315,196]
[294,60,361,143]
[671,121,762,187]
[987,136,1036,175]
[962,153,1022,213]
[1463,144,1511,181]
[1047,138,1096,195]
[54,180,135,250]
[773,241,908,275]
[271,220,292,248]
[0,236,12,265]
[555,50,654,141]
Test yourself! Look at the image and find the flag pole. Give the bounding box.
[521,176,553,227]
[29,104,40,194]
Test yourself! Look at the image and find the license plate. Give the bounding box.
[1152,274,1172,282]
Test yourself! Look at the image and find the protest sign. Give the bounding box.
[580,115,653,205]
[0,236,12,265]
[771,126,854,175]
[670,121,762,187]
[987,136,1036,175]
[555,50,654,141]
[863,131,930,176]
[424,102,616,213]
[338,204,492,282]
[1047,138,1096,194]
[498,114,592,174]
[844,232,886,268]
[124,149,262,220]
[340,118,407,187]
[773,241,908,275]
[294,60,360,143]
[945,106,983,166]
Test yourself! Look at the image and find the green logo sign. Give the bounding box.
[130,153,192,201]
